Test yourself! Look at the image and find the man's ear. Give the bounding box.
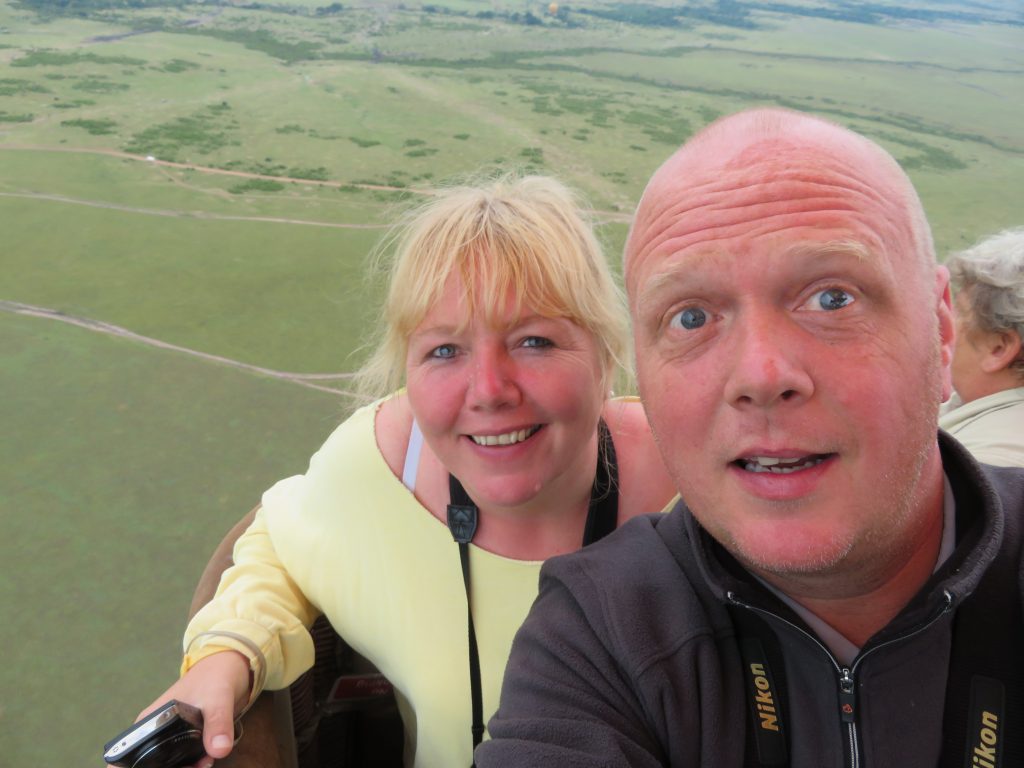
[980,330,1023,374]
[935,266,955,401]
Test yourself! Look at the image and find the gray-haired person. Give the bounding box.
[940,227,1024,468]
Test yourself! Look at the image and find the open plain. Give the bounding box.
[1,0,1021,763]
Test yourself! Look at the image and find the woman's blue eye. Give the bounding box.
[522,336,553,349]
[431,344,457,359]
[816,289,854,311]
[671,307,707,330]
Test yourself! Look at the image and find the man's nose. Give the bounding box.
[468,347,521,409]
[723,312,814,409]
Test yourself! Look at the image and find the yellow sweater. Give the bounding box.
[183,400,544,767]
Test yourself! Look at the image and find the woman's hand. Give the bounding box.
[135,650,252,768]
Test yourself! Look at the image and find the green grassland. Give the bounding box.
[1,309,350,767]
[1,0,1022,763]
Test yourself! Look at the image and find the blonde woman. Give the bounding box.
[138,175,676,767]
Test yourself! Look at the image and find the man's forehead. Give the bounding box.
[628,155,905,283]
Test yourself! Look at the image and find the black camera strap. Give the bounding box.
[447,419,619,767]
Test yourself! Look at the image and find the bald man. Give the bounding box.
[476,110,1024,767]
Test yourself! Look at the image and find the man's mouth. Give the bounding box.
[734,454,832,474]
[469,425,542,447]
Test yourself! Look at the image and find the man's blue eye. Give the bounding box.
[672,307,707,330]
[431,344,457,359]
[817,289,854,311]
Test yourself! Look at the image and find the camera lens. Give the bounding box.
[130,728,205,768]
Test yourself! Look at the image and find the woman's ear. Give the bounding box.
[980,330,1023,374]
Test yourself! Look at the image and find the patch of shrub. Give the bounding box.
[61,117,117,134]
[453,133,469,140]
[405,148,438,157]
[0,111,33,122]
[72,78,129,94]
[50,98,95,110]
[276,124,305,134]
[349,136,380,148]
[229,179,286,194]
[530,96,563,116]
[520,146,544,164]
[11,50,145,67]
[221,159,287,175]
[0,78,50,95]
[162,58,200,73]
[287,166,329,181]
[177,27,322,64]
[124,110,235,159]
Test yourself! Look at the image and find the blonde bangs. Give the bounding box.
[355,174,629,398]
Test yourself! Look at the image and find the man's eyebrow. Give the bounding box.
[636,238,873,305]
[784,239,872,262]
[636,267,692,306]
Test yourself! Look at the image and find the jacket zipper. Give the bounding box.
[838,666,859,768]
[728,590,953,768]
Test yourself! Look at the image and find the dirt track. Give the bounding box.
[2,299,359,396]
[0,144,634,224]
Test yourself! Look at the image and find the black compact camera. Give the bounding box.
[103,699,206,768]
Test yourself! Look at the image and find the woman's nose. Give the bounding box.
[468,348,521,409]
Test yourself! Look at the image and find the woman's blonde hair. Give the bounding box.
[355,173,629,397]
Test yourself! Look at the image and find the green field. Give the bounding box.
[2,0,1022,763]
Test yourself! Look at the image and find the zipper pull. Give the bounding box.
[838,667,856,723]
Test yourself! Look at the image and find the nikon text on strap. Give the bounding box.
[728,603,791,768]
[938,529,1024,766]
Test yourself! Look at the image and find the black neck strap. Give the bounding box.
[447,419,619,766]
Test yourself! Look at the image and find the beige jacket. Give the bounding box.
[939,386,1024,468]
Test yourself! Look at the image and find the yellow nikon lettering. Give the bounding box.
[971,710,998,767]
[748,663,779,732]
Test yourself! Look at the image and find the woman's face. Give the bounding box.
[405,275,608,514]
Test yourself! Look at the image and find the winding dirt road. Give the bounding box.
[0,144,634,224]
[2,299,359,397]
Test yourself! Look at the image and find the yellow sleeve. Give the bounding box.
[181,503,320,694]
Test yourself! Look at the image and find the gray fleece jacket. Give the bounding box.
[477,435,1024,767]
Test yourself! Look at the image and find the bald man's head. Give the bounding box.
[622,108,954,586]
[624,108,935,295]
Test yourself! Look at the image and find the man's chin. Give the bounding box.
[725,527,856,581]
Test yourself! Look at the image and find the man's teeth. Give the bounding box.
[741,455,824,474]
[471,426,539,446]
